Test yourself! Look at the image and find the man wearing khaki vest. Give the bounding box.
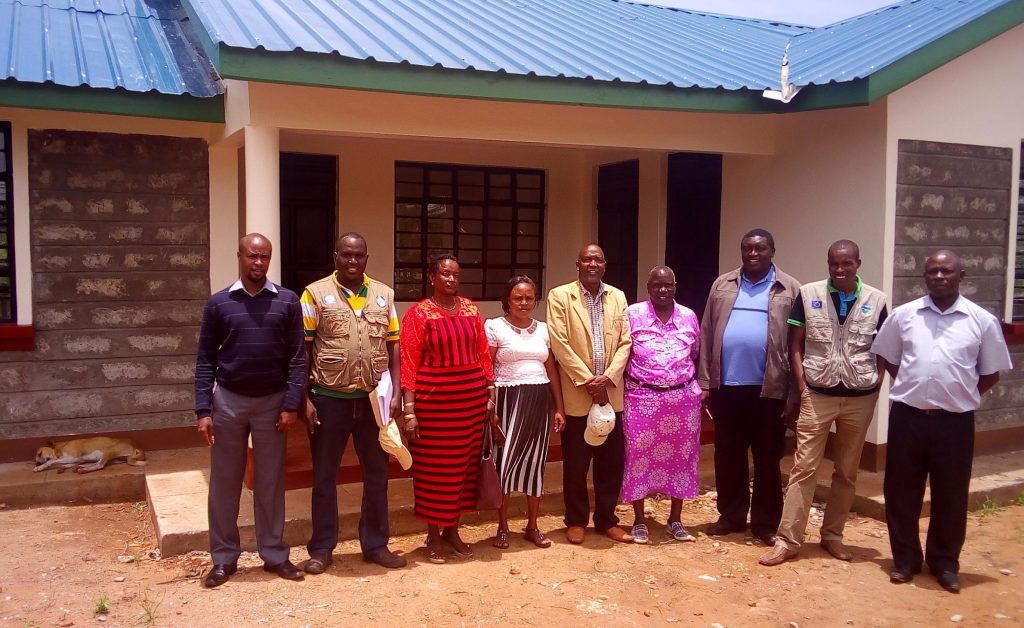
[300,232,405,573]
[760,240,887,566]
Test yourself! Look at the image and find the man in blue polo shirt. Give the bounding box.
[195,233,307,588]
[698,228,801,545]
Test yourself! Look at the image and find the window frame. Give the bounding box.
[393,161,546,302]
[0,121,15,324]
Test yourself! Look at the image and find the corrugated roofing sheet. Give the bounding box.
[788,0,1015,85]
[0,0,222,97]
[184,0,1016,92]
[185,0,810,90]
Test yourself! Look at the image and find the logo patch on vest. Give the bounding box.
[861,304,873,313]
[811,300,823,309]
[376,295,387,307]
[324,295,336,305]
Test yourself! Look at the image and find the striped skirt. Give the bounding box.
[494,383,551,497]
[409,363,489,526]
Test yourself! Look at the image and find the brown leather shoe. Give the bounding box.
[820,539,852,561]
[604,526,634,543]
[566,526,585,544]
[758,543,797,566]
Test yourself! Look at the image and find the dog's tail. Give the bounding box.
[127,449,147,466]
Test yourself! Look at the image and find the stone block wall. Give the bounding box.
[894,139,1019,434]
[0,130,209,439]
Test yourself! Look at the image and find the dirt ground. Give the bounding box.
[0,493,1021,627]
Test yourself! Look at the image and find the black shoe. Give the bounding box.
[204,563,237,588]
[304,553,333,575]
[363,548,407,569]
[933,570,961,593]
[751,529,778,546]
[889,564,921,584]
[263,559,304,580]
[707,520,744,536]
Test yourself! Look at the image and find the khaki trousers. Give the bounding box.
[776,388,878,552]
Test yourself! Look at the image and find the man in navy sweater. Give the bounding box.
[195,233,307,587]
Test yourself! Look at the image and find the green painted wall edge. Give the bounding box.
[0,82,225,123]
[210,0,1023,114]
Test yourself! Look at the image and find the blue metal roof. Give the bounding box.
[185,0,809,90]
[184,0,1018,92]
[0,0,221,97]
[788,0,1016,86]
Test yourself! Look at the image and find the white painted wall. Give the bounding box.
[721,102,888,288]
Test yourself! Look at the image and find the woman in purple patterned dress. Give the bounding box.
[621,266,702,544]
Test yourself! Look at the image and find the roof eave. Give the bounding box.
[217,45,776,114]
[785,0,1024,111]
[0,81,225,123]
[862,0,1024,103]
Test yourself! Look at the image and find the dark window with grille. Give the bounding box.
[1016,141,1024,320]
[0,122,14,323]
[394,162,545,301]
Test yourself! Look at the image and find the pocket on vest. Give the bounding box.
[321,308,351,338]
[807,320,833,342]
[364,310,389,338]
[846,322,875,349]
[316,348,350,388]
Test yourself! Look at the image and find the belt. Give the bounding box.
[895,401,962,417]
[626,374,694,392]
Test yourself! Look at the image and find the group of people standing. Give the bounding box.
[195,227,1011,597]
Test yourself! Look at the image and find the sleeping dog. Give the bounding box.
[34,437,147,474]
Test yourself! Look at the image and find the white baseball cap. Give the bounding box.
[378,421,413,470]
[584,403,616,446]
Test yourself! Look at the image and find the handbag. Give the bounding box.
[476,419,504,511]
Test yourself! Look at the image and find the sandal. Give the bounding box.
[426,543,447,564]
[441,532,473,558]
[492,528,510,549]
[524,527,551,549]
[667,521,696,542]
[631,523,650,544]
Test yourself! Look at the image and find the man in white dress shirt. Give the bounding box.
[871,250,1012,593]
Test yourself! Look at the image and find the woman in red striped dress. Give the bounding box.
[400,255,494,564]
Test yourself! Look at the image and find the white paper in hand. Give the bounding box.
[369,370,394,428]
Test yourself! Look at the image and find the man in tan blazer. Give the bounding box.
[546,243,633,544]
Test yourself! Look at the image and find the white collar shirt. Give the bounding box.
[229,277,278,297]
[870,295,1012,413]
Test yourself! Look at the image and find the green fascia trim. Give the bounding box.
[0,81,224,122]
[217,46,773,114]
[864,0,1024,102]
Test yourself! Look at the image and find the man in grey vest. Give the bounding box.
[299,232,406,573]
[760,240,887,566]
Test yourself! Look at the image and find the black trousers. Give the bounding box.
[883,402,974,574]
[307,394,391,556]
[561,412,625,531]
[709,385,785,533]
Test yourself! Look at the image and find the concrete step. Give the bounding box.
[4,444,1022,557]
